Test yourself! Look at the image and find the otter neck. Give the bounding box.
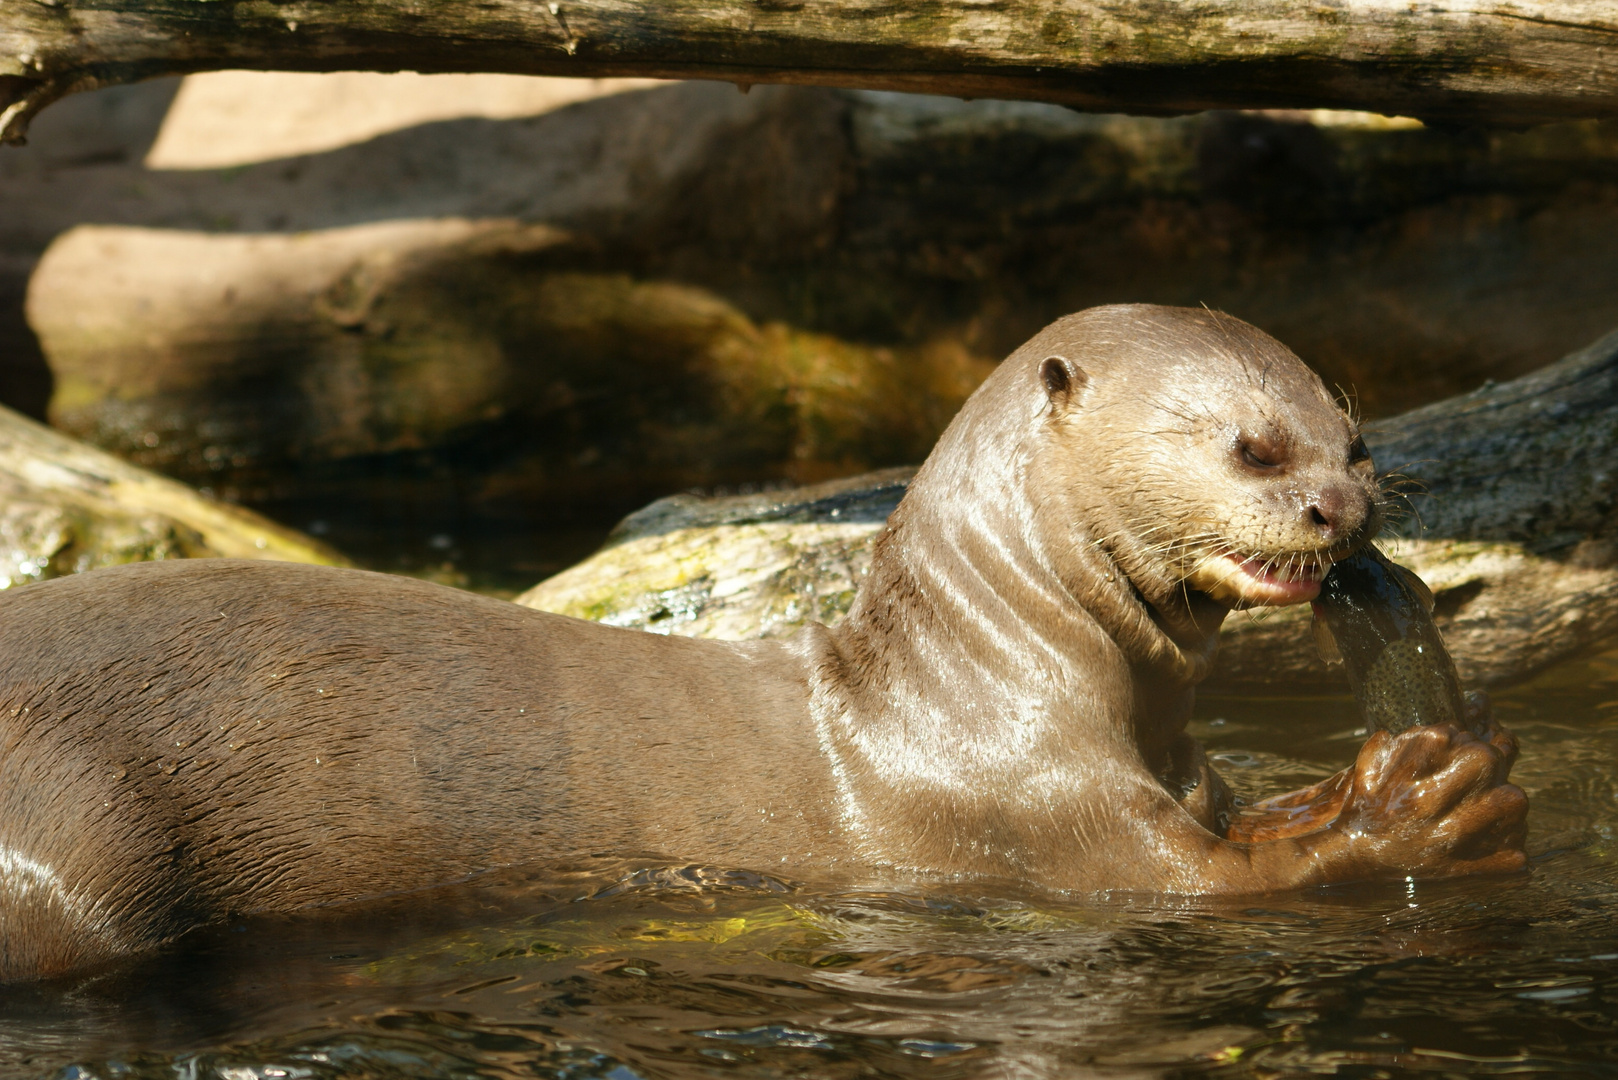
[826,415,1220,743]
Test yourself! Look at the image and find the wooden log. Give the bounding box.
[27,218,992,512]
[521,326,1618,693]
[0,400,346,586]
[7,0,1618,146]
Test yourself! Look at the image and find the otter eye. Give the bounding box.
[1348,435,1370,464]
[1237,437,1283,471]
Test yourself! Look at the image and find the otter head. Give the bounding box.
[1029,305,1381,616]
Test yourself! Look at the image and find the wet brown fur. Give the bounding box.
[0,306,1525,981]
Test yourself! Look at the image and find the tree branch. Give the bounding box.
[7,0,1618,144]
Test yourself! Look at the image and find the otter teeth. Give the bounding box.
[1185,549,1330,607]
[1237,556,1327,585]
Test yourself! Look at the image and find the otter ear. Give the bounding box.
[1040,355,1089,408]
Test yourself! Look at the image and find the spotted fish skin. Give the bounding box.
[1313,546,1465,735]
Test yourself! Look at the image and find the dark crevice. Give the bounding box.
[0,259,50,419]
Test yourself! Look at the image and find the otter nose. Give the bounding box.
[1306,487,1361,538]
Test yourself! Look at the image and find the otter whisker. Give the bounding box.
[1334,383,1362,427]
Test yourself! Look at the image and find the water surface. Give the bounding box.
[13,651,1618,1080]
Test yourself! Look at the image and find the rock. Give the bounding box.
[518,469,911,637]
[0,77,182,422]
[32,219,573,471]
[0,401,344,589]
[521,521,877,641]
[520,326,1618,693]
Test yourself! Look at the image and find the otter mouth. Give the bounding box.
[1187,550,1332,608]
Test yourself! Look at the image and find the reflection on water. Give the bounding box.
[11,650,1618,1079]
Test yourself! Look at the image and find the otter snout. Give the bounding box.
[1182,471,1382,610]
[1305,483,1374,542]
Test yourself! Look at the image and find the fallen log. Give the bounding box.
[520,326,1618,693]
[29,218,991,509]
[0,401,344,588]
[7,0,1618,146]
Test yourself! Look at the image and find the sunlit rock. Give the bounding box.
[517,470,908,638]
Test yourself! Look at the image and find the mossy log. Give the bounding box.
[0,401,344,589]
[28,217,991,507]
[521,326,1618,694]
[7,0,1618,147]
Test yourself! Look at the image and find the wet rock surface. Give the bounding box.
[32,224,986,501]
[518,469,911,638]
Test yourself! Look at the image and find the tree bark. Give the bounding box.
[7,0,1618,145]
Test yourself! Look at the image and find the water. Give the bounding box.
[11,651,1618,1079]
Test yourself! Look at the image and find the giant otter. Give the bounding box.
[0,305,1525,981]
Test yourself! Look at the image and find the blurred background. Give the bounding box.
[5,72,1618,594]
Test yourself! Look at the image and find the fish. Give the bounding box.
[1311,545,1467,735]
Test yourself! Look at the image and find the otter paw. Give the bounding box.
[1334,723,1528,878]
[1226,770,1352,843]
